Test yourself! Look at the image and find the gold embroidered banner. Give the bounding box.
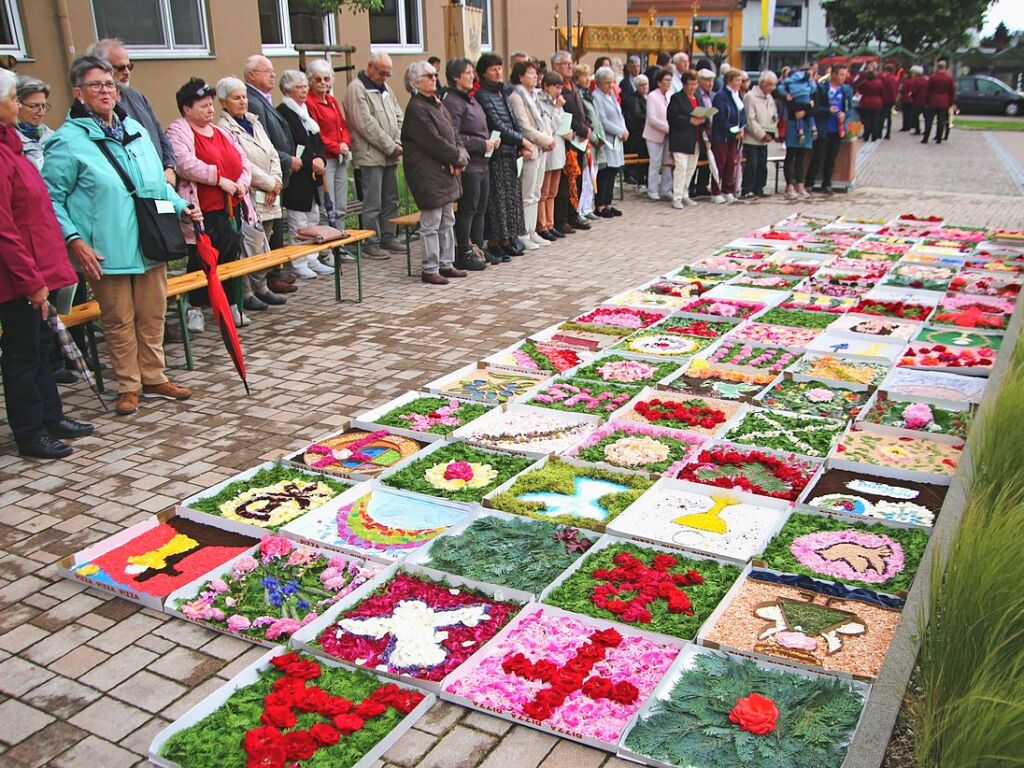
[557,25,689,56]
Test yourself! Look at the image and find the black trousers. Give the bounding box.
[809,132,843,189]
[186,210,243,307]
[881,103,894,138]
[910,106,923,133]
[454,169,489,255]
[690,138,712,196]
[859,108,880,141]
[923,108,949,143]
[741,144,768,194]
[595,166,618,207]
[554,170,570,228]
[0,298,63,443]
[783,146,811,185]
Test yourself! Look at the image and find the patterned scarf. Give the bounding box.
[17,122,44,141]
[564,148,581,209]
[84,104,124,141]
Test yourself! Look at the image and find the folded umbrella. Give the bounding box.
[320,178,337,228]
[47,307,108,412]
[192,222,250,395]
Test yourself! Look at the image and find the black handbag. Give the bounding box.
[95,137,189,263]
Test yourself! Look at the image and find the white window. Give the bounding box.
[466,0,491,49]
[0,0,26,58]
[91,0,209,56]
[259,0,336,54]
[774,0,803,28]
[656,17,675,27]
[626,16,640,25]
[693,16,727,36]
[370,0,423,51]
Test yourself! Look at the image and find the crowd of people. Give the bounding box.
[0,40,961,461]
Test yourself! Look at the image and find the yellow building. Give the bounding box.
[626,0,744,66]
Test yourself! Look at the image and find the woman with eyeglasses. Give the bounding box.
[14,76,53,169]
[43,56,199,418]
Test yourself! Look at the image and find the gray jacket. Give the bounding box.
[593,88,626,168]
[119,86,175,169]
[246,83,297,187]
[344,72,403,168]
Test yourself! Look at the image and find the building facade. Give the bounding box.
[739,0,830,73]
[625,0,744,68]
[4,0,625,123]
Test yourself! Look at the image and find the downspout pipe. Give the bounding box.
[54,0,77,102]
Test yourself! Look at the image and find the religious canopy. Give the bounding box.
[556,24,689,57]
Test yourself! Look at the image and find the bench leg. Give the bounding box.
[618,170,624,201]
[355,243,363,303]
[176,296,195,371]
[775,162,780,194]
[334,246,342,303]
[84,322,105,395]
[405,227,412,277]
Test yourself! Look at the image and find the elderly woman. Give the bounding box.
[574,64,601,220]
[305,59,352,265]
[442,57,496,269]
[710,69,747,204]
[44,56,198,417]
[167,77,255,328]
[642,68,673,201]
[509,59,555,250]
[537,70,570,242]
[622,73,648,186]
[215,76,287,310]
[592,66,627,218]
[0,69,93,459]
[277,70,329,278]
[666,70,704,209]
[476,52,530,259]
[741,70,779,199]
[14,76,54,169]
[401,61,469,285]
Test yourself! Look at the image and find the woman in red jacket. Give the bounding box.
[306,59,352,265]
[856,69,884,141]
[0,70,93,459]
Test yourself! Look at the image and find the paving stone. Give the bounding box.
[200,632,250,661]
[79,646,159,692]
[51,734,139,768]
[0,699,55,746]
[0,656,54,697]
[462,710,514,736]
[477,725,558,768]
[415,700,466,735]
[151,618,218,649]
[416,725,499,768]
[380,725,439,767]
[30,593,106,632]
[23,674,103,719]
[77,613,116,632]
[117,715,170,759]
[47,644,109,678]
[0,720,87,768]
[69,696,152,742]
[22,623,98,666]
[539,740,607,768]
[157,676,224,721]
[87,613,163,654]
[146,646,222,687]
[109,670,188,713]
[0,623,50,653]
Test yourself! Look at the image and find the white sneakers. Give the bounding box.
[230,305,251,328]
[724,194,737,204]
[672,199,684,209]
[308,260,334,275]
[712,195,727,204]
[186,308,205,333]
[683,198,698,207]
[521,238,540,251]
[529,232,551,247]
[293,262,318,279]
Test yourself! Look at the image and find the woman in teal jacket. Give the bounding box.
[43,55,201,417]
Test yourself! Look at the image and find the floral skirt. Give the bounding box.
[485,156,526,242]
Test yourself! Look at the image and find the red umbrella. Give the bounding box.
[193,221,250,394]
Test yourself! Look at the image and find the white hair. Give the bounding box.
[595,66,616,83]
[910,65,923,75]
[243,54,270,80]
[84,38,125,60]
[368,50,391,68]
[306,59,333,82]
[0,69,16,100]
[759,69,778,85]
[672,52,689,66]
[510,50,530,60]
[635,74,649,87]
[215,76,246,101]
[627,55,641,66]
[405,60,436,95]
[551,50,572,66]
[279,69,307,94]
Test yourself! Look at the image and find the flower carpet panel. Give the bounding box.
[453,404,598,456]
[613,389,741,436]
[613,328,717,359]
[800,467,949,528]
[860,393,971,442]
[756,378,873,422]
[726,322,822,350]
[280,486,469,563]
[302,570,524,685]
[789,354,890,388]
[913,326,1003,350]
[805,334,906,366]
[151,649,431,768]
[484,339,591,375]
[183,464,351,534]
[168,536,382,645]
[665,360,776,403]
[58,513,257,610]
[723,409,846,459]
[881,367,988,403]
[525,377,638,415]
[443,606,680,749]
[542,539,742,640]
[677,297,766,321]
[882,263,957,292]
[620,647,867,768]
[658,316,736,340]
[728,273,806,291]
[929,294,1015,330]
[759,512,930,595]
[825,313,920,342]
[663,265,736,291]
[358,394,494,438]
[380,441,534,505]
[699,570,904,680]
[561,307,667,336]
[485,458,652,532]
[603,285,698,311]
[427,365,550,403]
[704,340,800,376]
[948,271,1022,298]
[565,420,708,476]
[852,297,935,322]
[412,513,598,597]
[898,341,996,375]
[756,307,843,330]
[831,430,962,479]
[288,429,427,480]
[606,479,793,563]
[777,292,857,314]
[571,355,684,387]
[673,444,819,502]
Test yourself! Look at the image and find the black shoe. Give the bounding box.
[740,192,757,200]
[755,191,770,198]
[18,433,73,460]
[912,130,921,135]
[594,209,615,218]
[47,417,95,439]
[921,138,928,144]
[510,239,526,254]
[935,139,942,144]
[570,219,592,230]
[501,242,521,257]
[454,254,487,271]
[500,254,512,263]
[555,224,574,236]
[485,245,505,263]
[53,368,78,385]
[244,295,269,312]
[254,291,287,306]
[538,230,557,241]
[820,186,834,196]
[608,207,623,216]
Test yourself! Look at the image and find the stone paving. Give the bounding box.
[3,161,1024,768]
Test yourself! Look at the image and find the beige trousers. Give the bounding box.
[89,265,169,393]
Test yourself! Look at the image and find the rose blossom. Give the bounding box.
[227,614,252,633]
[260,536,293,560]
[902,402,934,429]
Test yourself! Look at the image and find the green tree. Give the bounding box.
[695,35,728,69]
[302,0,384,13]
[820,0,993,54]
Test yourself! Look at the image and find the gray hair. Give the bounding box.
[69,55,113,88]
[405,60,436,95]
[279,69,307,94]
[635,74,649,87]
[595,66,616,83]
[910,65,923,75]
[0,69,16,100]
[84,37,125,60]
[551,50,572,66]
[510,50,530,60]
[627,55,641,66]
[243,54,268,77]
[368,50,391,68]
[16,75,50,101]
[672,52,689,66]
[215,76,247,101]
[759,69,777,84]
[306,58,333,82]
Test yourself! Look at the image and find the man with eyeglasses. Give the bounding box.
[85,38,177,187]
[344,51,405,260]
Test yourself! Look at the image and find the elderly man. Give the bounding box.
[669,52,690,94]
[551,50,591,232]
[620,55,642,101]
[85,38,175,185]
[689,69,716,198]
[345,52,404,259]
[741,70,779,199]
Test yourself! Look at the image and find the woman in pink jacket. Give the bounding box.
[0,70,93,459]
[167,78,256,329]
[642,68,673,201]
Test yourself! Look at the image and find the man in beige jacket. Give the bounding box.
[741,70,779,199]
[344,52,404,259]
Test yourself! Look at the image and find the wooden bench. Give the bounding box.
[389,211,423,276]
[617,152,786,199]
[60,231,375,391]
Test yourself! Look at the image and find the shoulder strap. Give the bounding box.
[92,132,139,197]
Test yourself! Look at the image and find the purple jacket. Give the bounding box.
[442,88,490,174]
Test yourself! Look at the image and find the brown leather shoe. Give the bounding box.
[421,272,449,285]
[268,279,298,294]
[557,223,576,235]
[115,391,140,416]
[439,266,468,278]
[142,381,192,401]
